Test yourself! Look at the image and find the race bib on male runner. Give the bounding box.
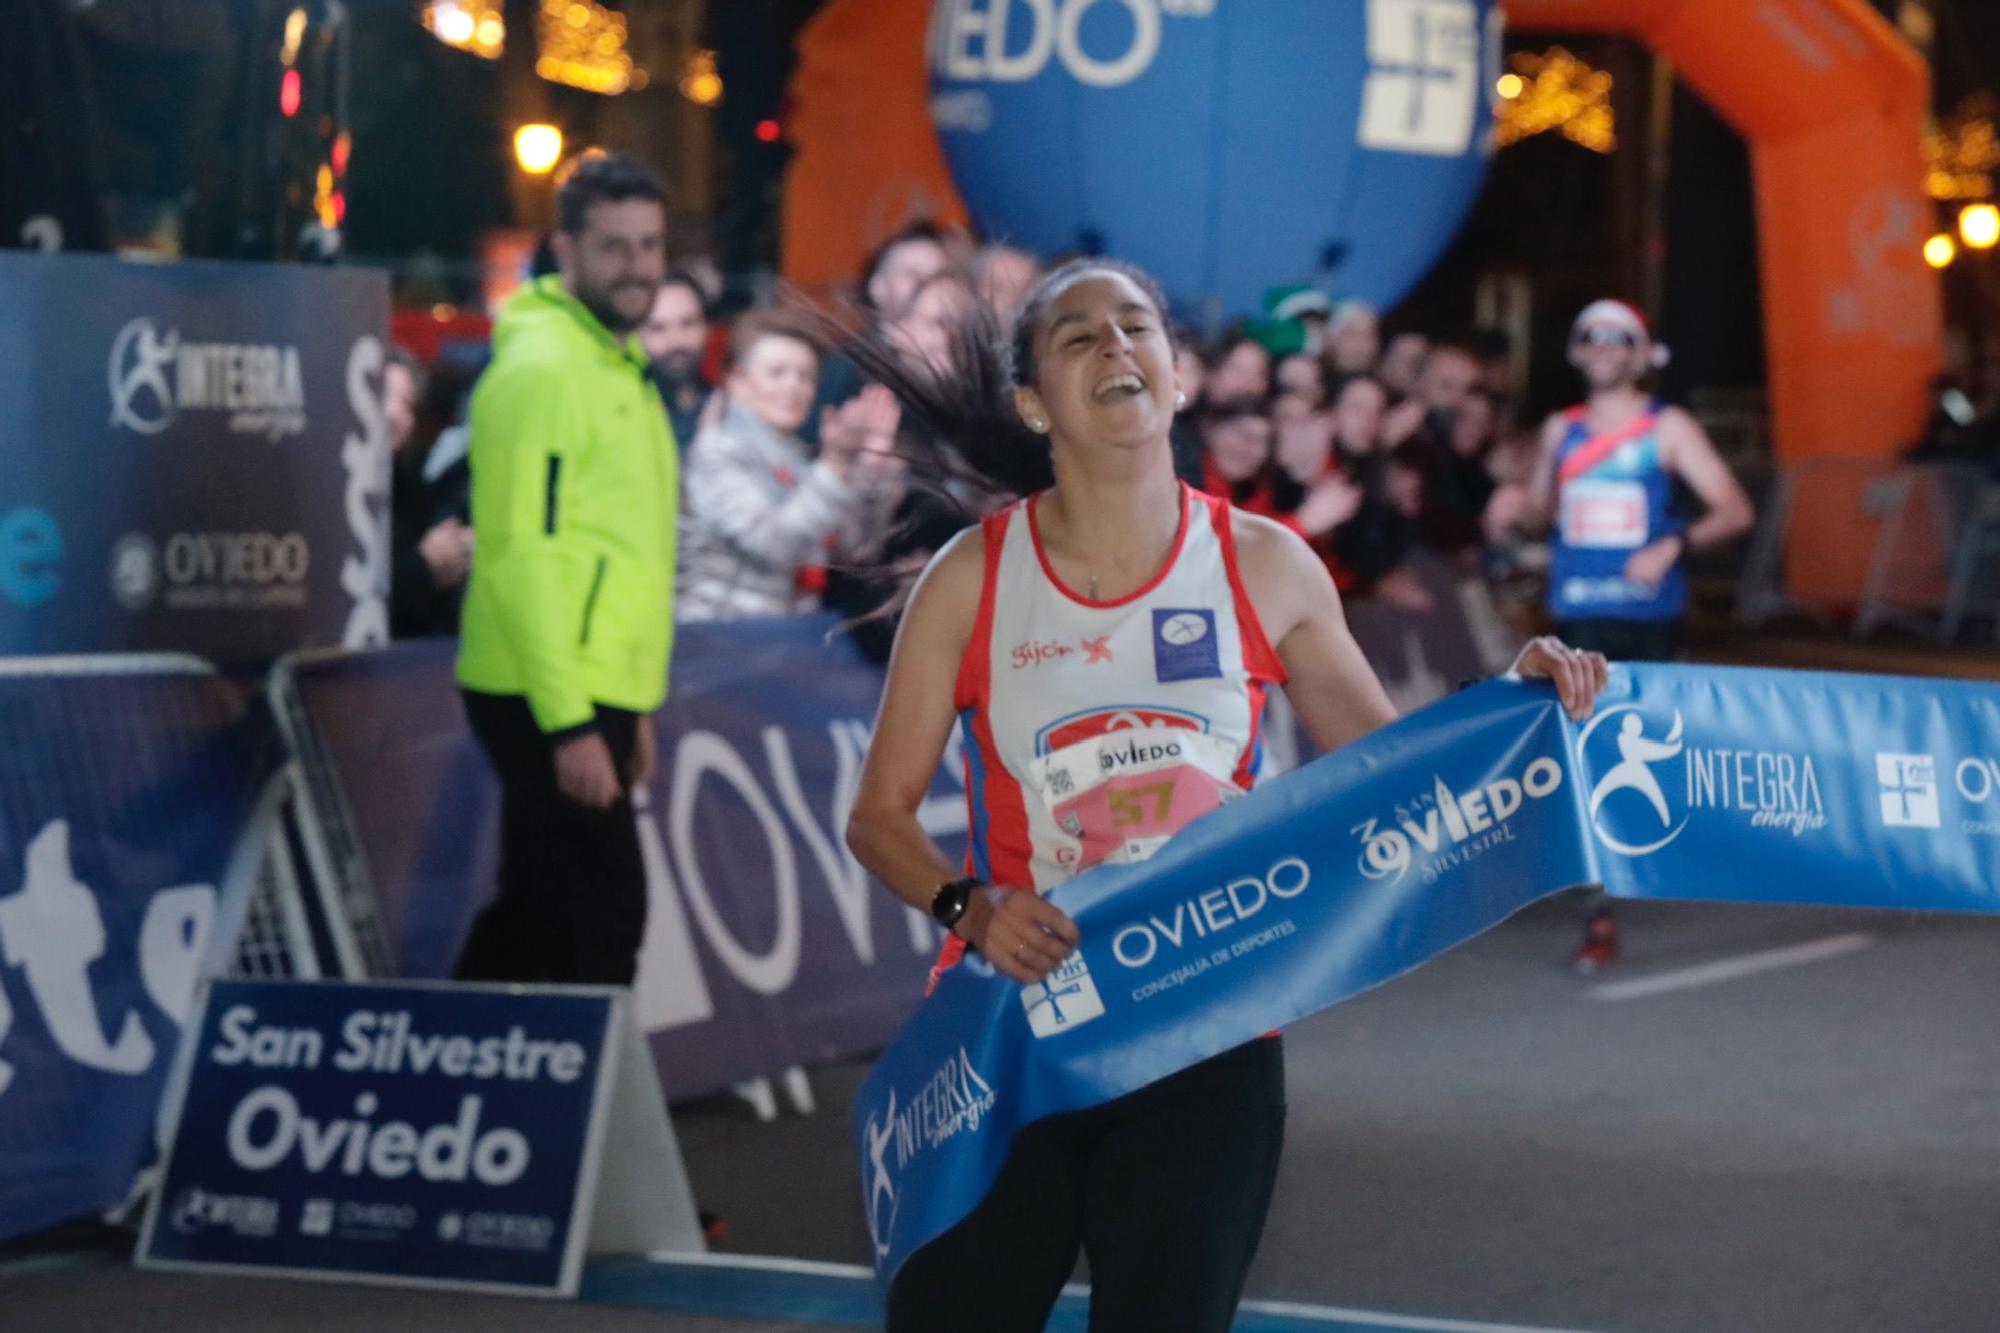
[1560,478,1648,550]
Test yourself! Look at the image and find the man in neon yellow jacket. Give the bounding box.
[454,153,678,986]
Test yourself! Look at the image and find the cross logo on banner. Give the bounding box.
[1875,753,1941,829]
[1021,953,1105,1038]
[1358,0,1483,157]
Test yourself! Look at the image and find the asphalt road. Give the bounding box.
[668,896,2000,1333]
[17,896,1997,1332]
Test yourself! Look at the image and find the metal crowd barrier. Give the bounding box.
[1939,479,2000,644]
[261,651,397,979]
[1737,455,1998,643]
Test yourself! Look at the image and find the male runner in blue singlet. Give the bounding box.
[1527,300,1755,971]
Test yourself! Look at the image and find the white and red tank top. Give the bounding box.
[936,482,1288,979]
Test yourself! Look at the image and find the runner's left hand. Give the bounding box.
[1622,534,1684,589]
[1511,636,1610,722]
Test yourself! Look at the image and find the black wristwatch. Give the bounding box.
[929,876,981,932]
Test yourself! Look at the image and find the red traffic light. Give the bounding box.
[754,118,781,143]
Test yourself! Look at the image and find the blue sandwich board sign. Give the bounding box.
[138,979,703,1296]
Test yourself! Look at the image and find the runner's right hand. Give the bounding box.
[960,887,1080,985]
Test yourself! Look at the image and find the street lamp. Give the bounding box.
[514,124,564,175]
[1959,203,2000,251]
[1924,232,1958,269]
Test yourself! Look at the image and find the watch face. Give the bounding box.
[932,880,964,924]
[932,881,969,926]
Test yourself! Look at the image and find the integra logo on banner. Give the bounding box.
[108,318,307,441]
[1579,706,1826,858]
[862,1045,995,1258]
[170,1187,280,1239]
[109,532,310,611]
[1354,758,1564,884]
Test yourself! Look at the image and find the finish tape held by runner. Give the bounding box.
[857,663,2000,1284]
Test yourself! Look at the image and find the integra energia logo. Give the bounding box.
[862,1046,997,1257]
[1578,704,1825,855]
[109,317,306,441]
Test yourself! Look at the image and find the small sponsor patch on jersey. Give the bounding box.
[1152,608,1221,682]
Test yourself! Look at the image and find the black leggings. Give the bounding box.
[1555,616,1682,663]
[887,1037,1286,1333]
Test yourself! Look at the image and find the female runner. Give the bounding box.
[844,258,1608,1332]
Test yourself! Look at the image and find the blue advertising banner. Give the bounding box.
[140,980,620,1294]
[286,587,1504,1104]
[0,252,390,661]
[284,620,960,1099]
[0,661,282,1244]
[856,664,2000,1286]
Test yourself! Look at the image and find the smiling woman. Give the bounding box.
[675,309,905,622]
[837,258,1610,1331]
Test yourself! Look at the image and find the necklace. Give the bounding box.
[1087,571,1101,600]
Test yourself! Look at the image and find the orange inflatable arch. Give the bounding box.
[1509,0,1940,601]
[785,0,1941,601]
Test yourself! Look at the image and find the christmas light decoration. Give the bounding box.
[1495,47,1615,155]
[536,0,641,96]
[1924,96,1999,203]
[423,1,504,59]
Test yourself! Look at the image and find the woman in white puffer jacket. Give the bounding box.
[676,310,904,622]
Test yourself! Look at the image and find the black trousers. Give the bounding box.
[887,1037,1287,1333]
[452,689,647,986]
[1555,616,1682,663]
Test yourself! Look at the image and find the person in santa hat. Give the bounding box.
[1523,299,1755,973]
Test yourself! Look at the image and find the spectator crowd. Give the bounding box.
[386,214,1614,650]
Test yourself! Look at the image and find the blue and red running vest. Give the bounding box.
[1546,403,1685,623]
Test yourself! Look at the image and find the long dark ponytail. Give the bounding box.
[812,257,1175,647]
[829,255,1173,512]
